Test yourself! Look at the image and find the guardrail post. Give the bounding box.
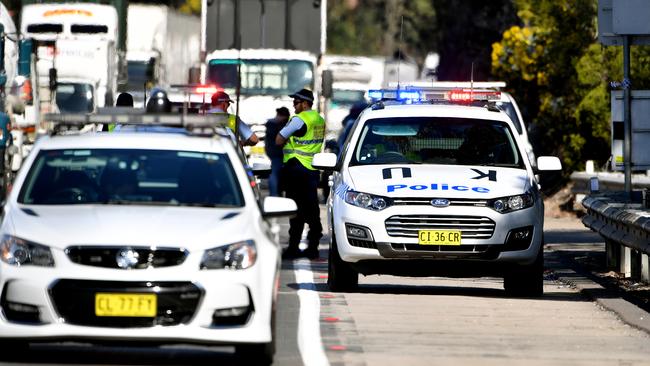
[631,249,642,280]
[621,246,632,277]
[642,254,650,282]
[606,239,620,270]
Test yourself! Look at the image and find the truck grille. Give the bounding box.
[66,246,188,269]
[385,215,495,239]
[49,280,202,328]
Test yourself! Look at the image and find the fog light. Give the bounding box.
[212,306,252,326]
[345,224,373,240]
[1,300,41,324]
[504,226,534,251]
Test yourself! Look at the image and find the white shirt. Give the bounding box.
[278,116,306,139]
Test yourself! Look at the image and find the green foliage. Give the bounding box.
[327,0,435,61]
[492,0,602,178]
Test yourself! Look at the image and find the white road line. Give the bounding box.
[294,258,330,366]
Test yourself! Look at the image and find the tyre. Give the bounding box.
[504,247,543,297]
[235,309,275,365]
[327,233,358,292]
[0,339,28,353]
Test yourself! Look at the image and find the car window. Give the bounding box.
[350,117,524,168]
[18,149,244,207]
[495,101,523,134]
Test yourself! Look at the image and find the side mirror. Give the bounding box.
[311,152,337,170]
[262,196,297,218]
[321,69,333,99]
[536,156,562,171]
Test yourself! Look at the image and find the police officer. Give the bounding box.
[276,88,325,259]
[146,88,172,113]
[208,91,259,146]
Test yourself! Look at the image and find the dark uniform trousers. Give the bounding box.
[282,158,323,250]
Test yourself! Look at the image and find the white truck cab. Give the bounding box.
[20,3,119,112]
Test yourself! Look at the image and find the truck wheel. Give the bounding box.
[327,233,358,292]
[504,247,543,297]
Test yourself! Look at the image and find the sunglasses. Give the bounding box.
[293,100,303,105]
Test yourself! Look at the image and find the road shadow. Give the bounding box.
[544,230,603,244]
[0,343,254,366]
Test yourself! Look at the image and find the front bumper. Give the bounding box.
[0,252,278,345]
[331,198,544,268]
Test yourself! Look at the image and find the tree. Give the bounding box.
[491,0,599,188]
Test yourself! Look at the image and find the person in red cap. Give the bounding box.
[208,91,259,146]
[275,88,325,259]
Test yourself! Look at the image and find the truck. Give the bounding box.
[20,3,120,112]
[126,4,201,107]
[0,2,19,194]
[196,0,329,165]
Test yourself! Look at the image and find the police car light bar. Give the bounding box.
[368,89,423,102]
[195,85,219,94]
[388,81,507,90]
[369,88,500,103]
[445,89,501,102]
[44,112,230,128]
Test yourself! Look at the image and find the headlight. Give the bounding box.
[344,190,391,211]
[0,235,55,267]
[200,240,256,270]
[488,192,535,213]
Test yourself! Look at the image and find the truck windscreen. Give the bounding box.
[208,59,313,96]
[56,82,94,113]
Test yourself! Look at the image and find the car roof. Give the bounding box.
[34,132,235,154]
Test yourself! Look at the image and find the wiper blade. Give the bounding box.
[104,199,179,206]
[177,203,235,208]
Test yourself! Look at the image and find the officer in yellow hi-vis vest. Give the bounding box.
[208,91,259,146]
[275,88,325,260]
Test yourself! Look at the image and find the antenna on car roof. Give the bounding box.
[470,61,474,101]
[396,15,404,91]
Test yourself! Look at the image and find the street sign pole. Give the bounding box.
[623,35,632,195]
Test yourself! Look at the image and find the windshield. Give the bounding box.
[127,60,154,91]
[351,117,524,168]
[207,59,314,96]
[55,83,94,113]
[18,149,244,207]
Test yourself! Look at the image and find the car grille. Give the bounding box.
[348,239,377,249]
[66,246,188,269]
[392,197,488,207]
[49,280,202,328]
[390,243,493,253]
[385,215,495,239]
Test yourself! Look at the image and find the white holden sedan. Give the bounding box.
[0,127,295,365]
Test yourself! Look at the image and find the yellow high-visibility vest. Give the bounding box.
[282,110,325,170]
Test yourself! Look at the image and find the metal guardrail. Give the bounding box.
[571,171,650,195]
[582,193,650,256]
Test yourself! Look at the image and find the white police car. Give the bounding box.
[312,89,561,296]
[0,114,295,364]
